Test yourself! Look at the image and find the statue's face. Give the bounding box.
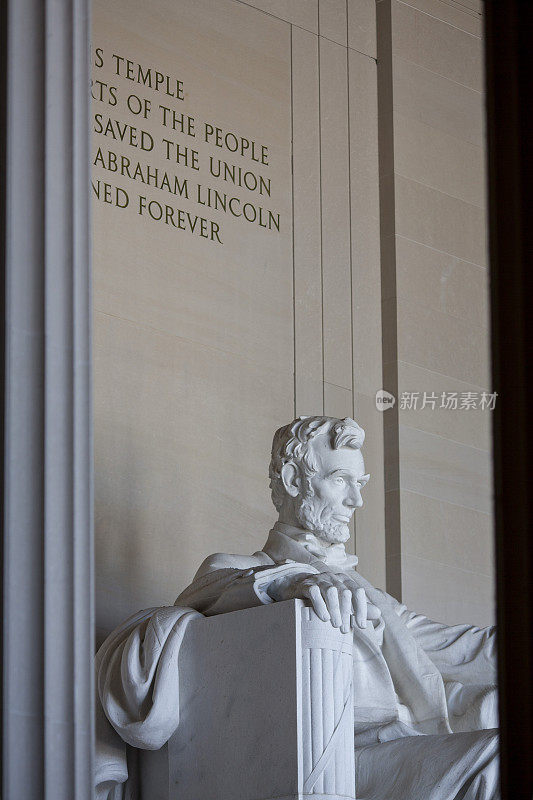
[294,435,369,544]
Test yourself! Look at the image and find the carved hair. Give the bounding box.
[269,416,365,511]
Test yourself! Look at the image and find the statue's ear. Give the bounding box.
[280,462,301,497]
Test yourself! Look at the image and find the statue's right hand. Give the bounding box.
[266,572,380,634]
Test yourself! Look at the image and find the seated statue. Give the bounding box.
[95,416,499,800]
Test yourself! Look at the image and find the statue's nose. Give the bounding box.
[346,487,363,509]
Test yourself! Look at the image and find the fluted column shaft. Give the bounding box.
[3,0,93,796]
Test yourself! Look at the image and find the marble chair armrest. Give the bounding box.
[140,599,356,800]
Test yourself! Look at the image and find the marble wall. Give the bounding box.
[377,0,494,625]
[93,0,493,639]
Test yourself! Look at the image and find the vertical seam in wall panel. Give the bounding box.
[0,0,7,783]
[318,8,325,415]
[43,0,52,788]
[376,0,402,600]
[346,1,354,408]
[68,2,77,785]
[40,0,48,790]
[290,25,296,419]
[69,4,77,788]
[346,0,357,553]
[70,13,79,781]
[70,1,78,787]
[346,5,354,410]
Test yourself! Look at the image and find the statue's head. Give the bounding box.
[269,416,369,544]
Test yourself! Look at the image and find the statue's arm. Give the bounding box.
[175,552,319,615]
[393,599,497,685]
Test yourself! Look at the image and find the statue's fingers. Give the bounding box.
[366,602,381,620]
[340,589,352,633]
[346,583,362,616]
[355,587,367,629]
[305,584,330,622]
[325,586,343,629]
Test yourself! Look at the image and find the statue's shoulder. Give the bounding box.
[195,549,271,577]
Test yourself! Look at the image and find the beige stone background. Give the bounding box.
[93,0,493,642]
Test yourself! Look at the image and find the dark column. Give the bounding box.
[485,2,533,798]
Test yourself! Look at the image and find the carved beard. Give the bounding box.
[294,491,351,545]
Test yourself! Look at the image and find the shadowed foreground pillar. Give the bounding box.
[2,0,93,797]
[485,1,533,797]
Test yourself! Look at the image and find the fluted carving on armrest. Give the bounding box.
[300,605,355,799]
